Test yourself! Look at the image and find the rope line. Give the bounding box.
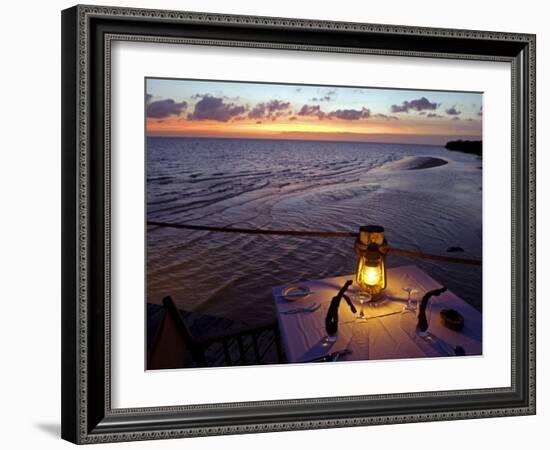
[146,220,481,266]
[386,248,481,266]
[147,220,357,238]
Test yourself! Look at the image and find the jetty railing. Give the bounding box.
[147,221,482,266]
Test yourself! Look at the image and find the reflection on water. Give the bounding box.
[147,137,482,324]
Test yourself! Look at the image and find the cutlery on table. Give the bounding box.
[302,348,352,363]
[281,303,320,314]
[424,334,465,356]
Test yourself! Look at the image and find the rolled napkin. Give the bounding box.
[324,280,355,337]
[417,286,448,334]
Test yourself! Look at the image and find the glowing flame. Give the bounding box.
[363,265,381,286]
[357,259,382,288]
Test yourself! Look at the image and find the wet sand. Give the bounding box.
[382,155,449,171]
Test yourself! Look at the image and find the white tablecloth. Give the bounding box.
[272,265,482,363]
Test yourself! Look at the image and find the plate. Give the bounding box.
[281,285,311,302]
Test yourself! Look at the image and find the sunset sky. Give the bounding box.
[146,78,482,145]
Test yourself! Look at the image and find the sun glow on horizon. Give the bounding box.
[145,78,482,145]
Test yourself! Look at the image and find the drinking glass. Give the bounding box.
[352,289,372,320]
[402,286,419,313]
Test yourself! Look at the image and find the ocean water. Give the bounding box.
[146,137,482,325]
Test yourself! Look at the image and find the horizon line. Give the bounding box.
[145,133,482,147]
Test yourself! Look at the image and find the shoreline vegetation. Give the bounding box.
[445,140,482,156]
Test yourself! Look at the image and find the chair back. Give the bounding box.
[147,296,205,369]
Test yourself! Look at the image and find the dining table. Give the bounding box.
[272,265,482,363]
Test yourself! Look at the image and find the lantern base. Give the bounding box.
[368,292,385,303]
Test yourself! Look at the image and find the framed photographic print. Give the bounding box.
[61,4,536,444]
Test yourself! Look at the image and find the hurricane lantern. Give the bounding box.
[355,225,387,301]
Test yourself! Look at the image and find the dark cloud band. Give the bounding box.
[297,104,326,119]
[187,95,246,122]
[298,104,372,121]
[391,97,438,113]
[445,106,462,116]
[248,100,291,120]
[328,107,371,120]
[147,98,188,119]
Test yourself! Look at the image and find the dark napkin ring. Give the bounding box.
[440,309,464,331]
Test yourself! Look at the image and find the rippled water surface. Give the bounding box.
[147,137,482,325]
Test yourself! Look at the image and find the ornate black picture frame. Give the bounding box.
[61,4,536,444]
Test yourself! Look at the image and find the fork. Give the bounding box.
[281,303,321,315]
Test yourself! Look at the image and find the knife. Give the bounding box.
[302,349,352,363]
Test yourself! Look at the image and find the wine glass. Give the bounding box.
[402,286,419,313]
[352,289,372,320]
